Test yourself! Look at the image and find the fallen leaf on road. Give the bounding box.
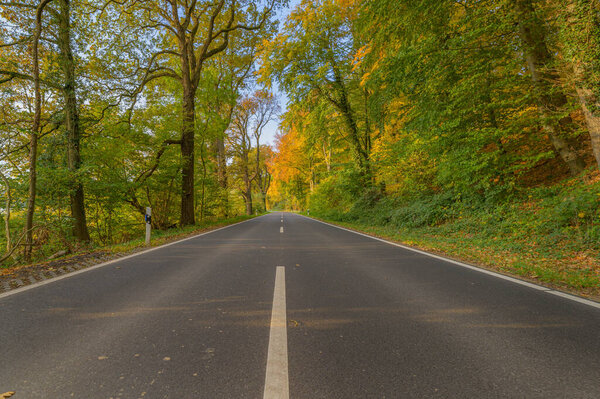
[1,392,15,398]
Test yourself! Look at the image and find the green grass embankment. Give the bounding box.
[309,173,600,300]
[107,214,257,253]
[1,214,258,274]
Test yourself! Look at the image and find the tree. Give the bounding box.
[1,0,93,252]
[514,0,586,175]
[229,96,256,215]
[227,90,277,214]
[56,0,91,242]
[557,0,600,169]
[0,0,279,263]
[205,44,258,218]
[115,0,278,225]
[256,144,273,210]
[260,0,373,181]
[269,116,314,209]
[250,90,279,210]
[0,0,53,260]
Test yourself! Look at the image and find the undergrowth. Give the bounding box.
[1,215,256,269]
[309,170,600,297]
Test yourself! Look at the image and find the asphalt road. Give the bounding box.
[2,212,600,398]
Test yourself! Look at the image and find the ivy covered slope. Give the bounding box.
[263,0,600,297]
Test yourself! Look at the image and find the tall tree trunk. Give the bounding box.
[242,148,253,215]
[322,138,332,173]
[216,136,229,217]
[216,137,228,188]
[139,0,267,225]
[565,1,600,169]
[339,88,369,173]
[258,168,270,212]
[0,171,11,253]
[575,85,600,168]
[58,0,90,242]
[243,187,253,215]
[180,84,196,226]
[24,0,52,261]
[242,164,253,215]
[327,60,371,179]
[215,103,236,218]
[515,0,586,175]
[199,138,207,222]
[25,129,38,262]
[254,136,266,211]
[216,103,233,191]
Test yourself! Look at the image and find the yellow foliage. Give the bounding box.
[360,72,371,87]
[352,44,372,71]
[270,124,307,183]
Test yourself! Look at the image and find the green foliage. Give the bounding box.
[534,181,600,245]
[310,173,600,292]
[309,175,354,218]
[0,0,279,265]
[271,0,600,250]
[313,170,600,252]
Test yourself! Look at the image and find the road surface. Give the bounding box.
[1,212,600,398]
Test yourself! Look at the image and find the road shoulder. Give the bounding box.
[300,213,600,307]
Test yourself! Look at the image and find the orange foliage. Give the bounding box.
[269,124,307,183]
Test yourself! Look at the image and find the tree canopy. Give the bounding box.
[263,0,600,214]
[0,0,284,263]
[1,0,600,266]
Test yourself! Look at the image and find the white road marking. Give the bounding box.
[0,215,270,300]
[547,290,600,307]
[264,266,289,399]
[298,214,600,310]
[280,226,284,233]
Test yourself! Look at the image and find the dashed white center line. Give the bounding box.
[264,266,289,399]
[280,226,284,233]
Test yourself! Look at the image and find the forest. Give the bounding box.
[262,0,600,292]
[1,0,600,293]
[0,0,283,264]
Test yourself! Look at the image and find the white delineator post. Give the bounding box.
[145,207,151,246]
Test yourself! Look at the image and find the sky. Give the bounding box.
[260,0,302,146]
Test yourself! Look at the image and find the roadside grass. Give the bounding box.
[310,216,600,300]
[308,172,600,300]
[107,215,256,253]
[0,214,257,272]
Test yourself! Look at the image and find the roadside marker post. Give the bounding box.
[145,207,151,246]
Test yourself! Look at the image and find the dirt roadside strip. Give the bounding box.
[0,250,143,293]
